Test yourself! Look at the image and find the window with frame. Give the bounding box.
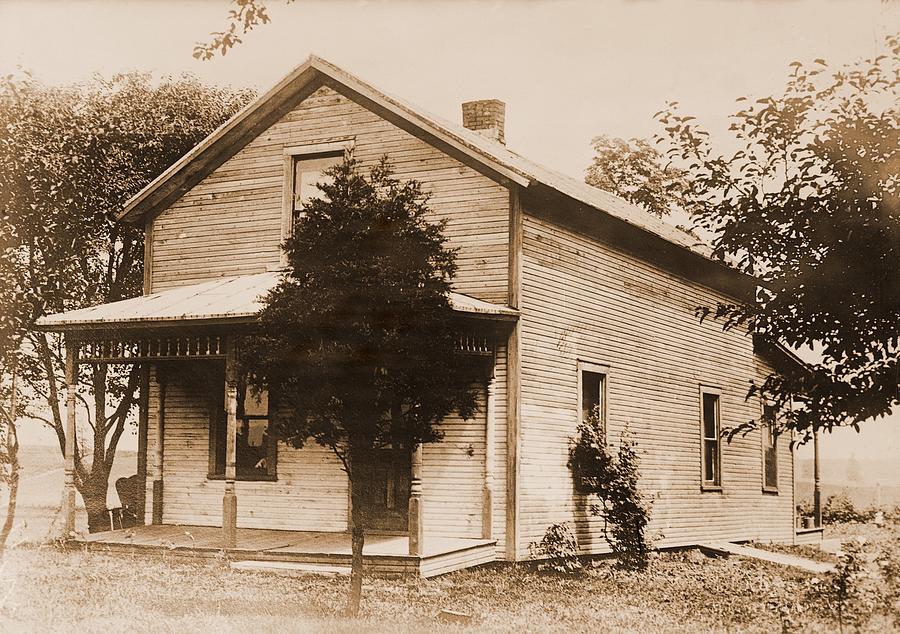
[701,389,722,488]
[762,403,778,491]
[290,152,343,223]
[579,361,608,432]
[210,376,277,481]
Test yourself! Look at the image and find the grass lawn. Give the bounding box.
[0,541,895,633]
[3,446,139,545]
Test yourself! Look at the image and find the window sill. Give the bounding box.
[762,486,779,495]
[207,473,278,483]
[701,484,723,493]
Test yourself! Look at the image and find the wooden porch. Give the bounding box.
[74,524,497,578]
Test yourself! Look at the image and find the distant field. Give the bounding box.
[4,444,138,544]
[795,480,900,508]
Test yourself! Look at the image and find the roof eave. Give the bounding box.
[35,315,262,333]
[119,58,323,224]
[753,335,813,379]
[523,182,757,302]
[119,56,530,225]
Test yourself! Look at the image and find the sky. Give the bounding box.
[0,0,897,463]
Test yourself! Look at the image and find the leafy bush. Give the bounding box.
[568,412,653,570]
[822,492,871,524]
[881,504,900,524]
[874,528,900,628]
[528,522,583,574]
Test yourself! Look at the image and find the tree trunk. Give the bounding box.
[345,445,366,617]
[0,360,21,556]
[81,476,110,533]
[347,514,365,616]
[0,415,19,556]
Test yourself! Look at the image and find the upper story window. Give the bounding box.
[762,403,778,492]
[282,141,353,243]
[700,387,722,489]
[291,153,343,222]
[578,361,608,433]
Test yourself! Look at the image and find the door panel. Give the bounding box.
[356,448,410,532]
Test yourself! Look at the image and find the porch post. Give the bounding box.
[482,366,496,540]
[813,428,822,528]
[152,367,166,524]
[62,336,78,538]
[136,363,150,523]
[408,444,424,556]
[222,337,238,549]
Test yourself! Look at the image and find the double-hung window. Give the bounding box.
[578,361,608,432]
[761,403,779,492]
[281,141,352,242]
[700,387,722,489]
[291,153,342,222]
[210,377,277,481]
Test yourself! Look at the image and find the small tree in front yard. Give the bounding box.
[805,540,879,634]
[242,157,480,616]
[568,412,653,570]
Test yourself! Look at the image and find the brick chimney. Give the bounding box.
[461,99,505,144]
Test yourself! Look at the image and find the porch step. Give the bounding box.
[231,559,350,577]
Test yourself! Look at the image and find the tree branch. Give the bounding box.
[103,365,141,473]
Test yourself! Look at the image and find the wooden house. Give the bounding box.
[38,56,813,576]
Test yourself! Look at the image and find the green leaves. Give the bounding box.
[0,72,254,339]
[194,0,277,60]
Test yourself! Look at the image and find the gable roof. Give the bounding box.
[120,55,714,262]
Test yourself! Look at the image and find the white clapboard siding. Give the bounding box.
[422,384,487,539]
[150,86,510,305]
[145,364,349,532]
[516,212,795,558]
[422,349,509,552]
[143,362,505,544]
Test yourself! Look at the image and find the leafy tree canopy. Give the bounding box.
[244,157,480,466]
[655,35,899,439]
[585,134,689,218]
[0,71,253,527]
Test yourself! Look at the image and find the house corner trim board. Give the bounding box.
[506,185,523,561]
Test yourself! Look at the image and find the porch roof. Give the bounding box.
[36,272,519,331]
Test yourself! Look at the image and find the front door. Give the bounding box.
[356,447,410,533]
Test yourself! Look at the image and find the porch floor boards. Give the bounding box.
[73,524,496,577]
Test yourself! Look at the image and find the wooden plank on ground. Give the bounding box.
[697,541,834,574]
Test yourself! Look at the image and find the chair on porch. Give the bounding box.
[115,474,142,529]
